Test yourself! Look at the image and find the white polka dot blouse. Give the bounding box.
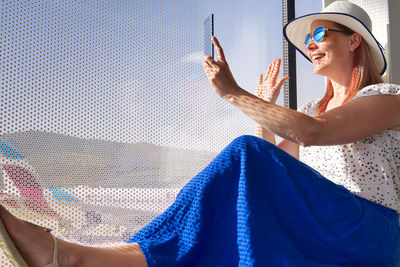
[299,83,400,213]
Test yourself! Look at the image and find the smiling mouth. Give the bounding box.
[312,54,325,61]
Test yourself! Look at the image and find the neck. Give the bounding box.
[328,68,354,99]
[330,80,351,99]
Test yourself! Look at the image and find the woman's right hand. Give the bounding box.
[255,58,289,104]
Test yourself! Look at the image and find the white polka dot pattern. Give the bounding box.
[299,83,400,213]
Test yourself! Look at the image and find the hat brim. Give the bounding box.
[283,12,386,75]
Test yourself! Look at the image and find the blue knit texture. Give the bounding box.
[127,135,400,267]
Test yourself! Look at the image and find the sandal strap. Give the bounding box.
[43,233,59,267]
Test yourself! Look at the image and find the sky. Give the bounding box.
[1,0,324,152]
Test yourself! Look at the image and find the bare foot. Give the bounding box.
[0,205,78,266]
[0,206,148,267]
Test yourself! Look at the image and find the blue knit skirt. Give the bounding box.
[127,135,400,267]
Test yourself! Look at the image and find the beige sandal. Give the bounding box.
[0,218,59,267]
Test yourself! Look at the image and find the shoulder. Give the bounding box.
[354,83,400,99]
[351,83,400,131]
[298,99,320,116]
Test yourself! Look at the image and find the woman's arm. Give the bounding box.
[255,58,289,145]
[226,90,318,146]
[278,139,299,158]
[254,59,299,158]
[202,37,318,146]
[203,37,400,147]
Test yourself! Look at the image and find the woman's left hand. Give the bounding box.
[203,37,241,99]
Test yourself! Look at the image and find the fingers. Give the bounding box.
[203,55,214,66]
[270,58,281,81]
[203,62,214,81]
[203,55,220,71]
[203,54,221,82]
[203,61,218,75]
[212,36,226,63]
[266,63,272,80]
[263,58,283,82]
[276,76,290,89]
[258,74,263,84]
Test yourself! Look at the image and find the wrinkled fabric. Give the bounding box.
[127,135,400,267]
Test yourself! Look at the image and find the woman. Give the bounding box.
[1,1,400,266]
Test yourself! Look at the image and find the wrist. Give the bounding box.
[223,85,245,102]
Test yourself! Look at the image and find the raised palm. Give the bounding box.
[255,58,289,104]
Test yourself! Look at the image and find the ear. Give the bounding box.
[349,33,362,52]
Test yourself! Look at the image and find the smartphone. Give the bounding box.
[203,14,214,59]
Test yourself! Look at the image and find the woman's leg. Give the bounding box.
[128,135,400,267]
[0,205,148,267]
[2,135,399,266]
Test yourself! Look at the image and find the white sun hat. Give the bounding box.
[283,1,386,75]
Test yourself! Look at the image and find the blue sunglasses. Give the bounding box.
[304,26,353,48]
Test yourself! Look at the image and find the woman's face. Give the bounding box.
[306,20,357,79]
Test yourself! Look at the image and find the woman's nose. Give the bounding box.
[306,39,317,51]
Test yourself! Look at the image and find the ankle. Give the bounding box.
[71,243,148,267]
[57,239,85,267]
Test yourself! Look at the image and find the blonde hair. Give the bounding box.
[316,26,383,115]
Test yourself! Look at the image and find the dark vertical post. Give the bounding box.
[282,0,297,110]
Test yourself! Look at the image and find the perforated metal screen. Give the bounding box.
[1,0,288,265]
[295,0,325,110]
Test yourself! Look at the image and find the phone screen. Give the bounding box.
[203,14,214,59]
